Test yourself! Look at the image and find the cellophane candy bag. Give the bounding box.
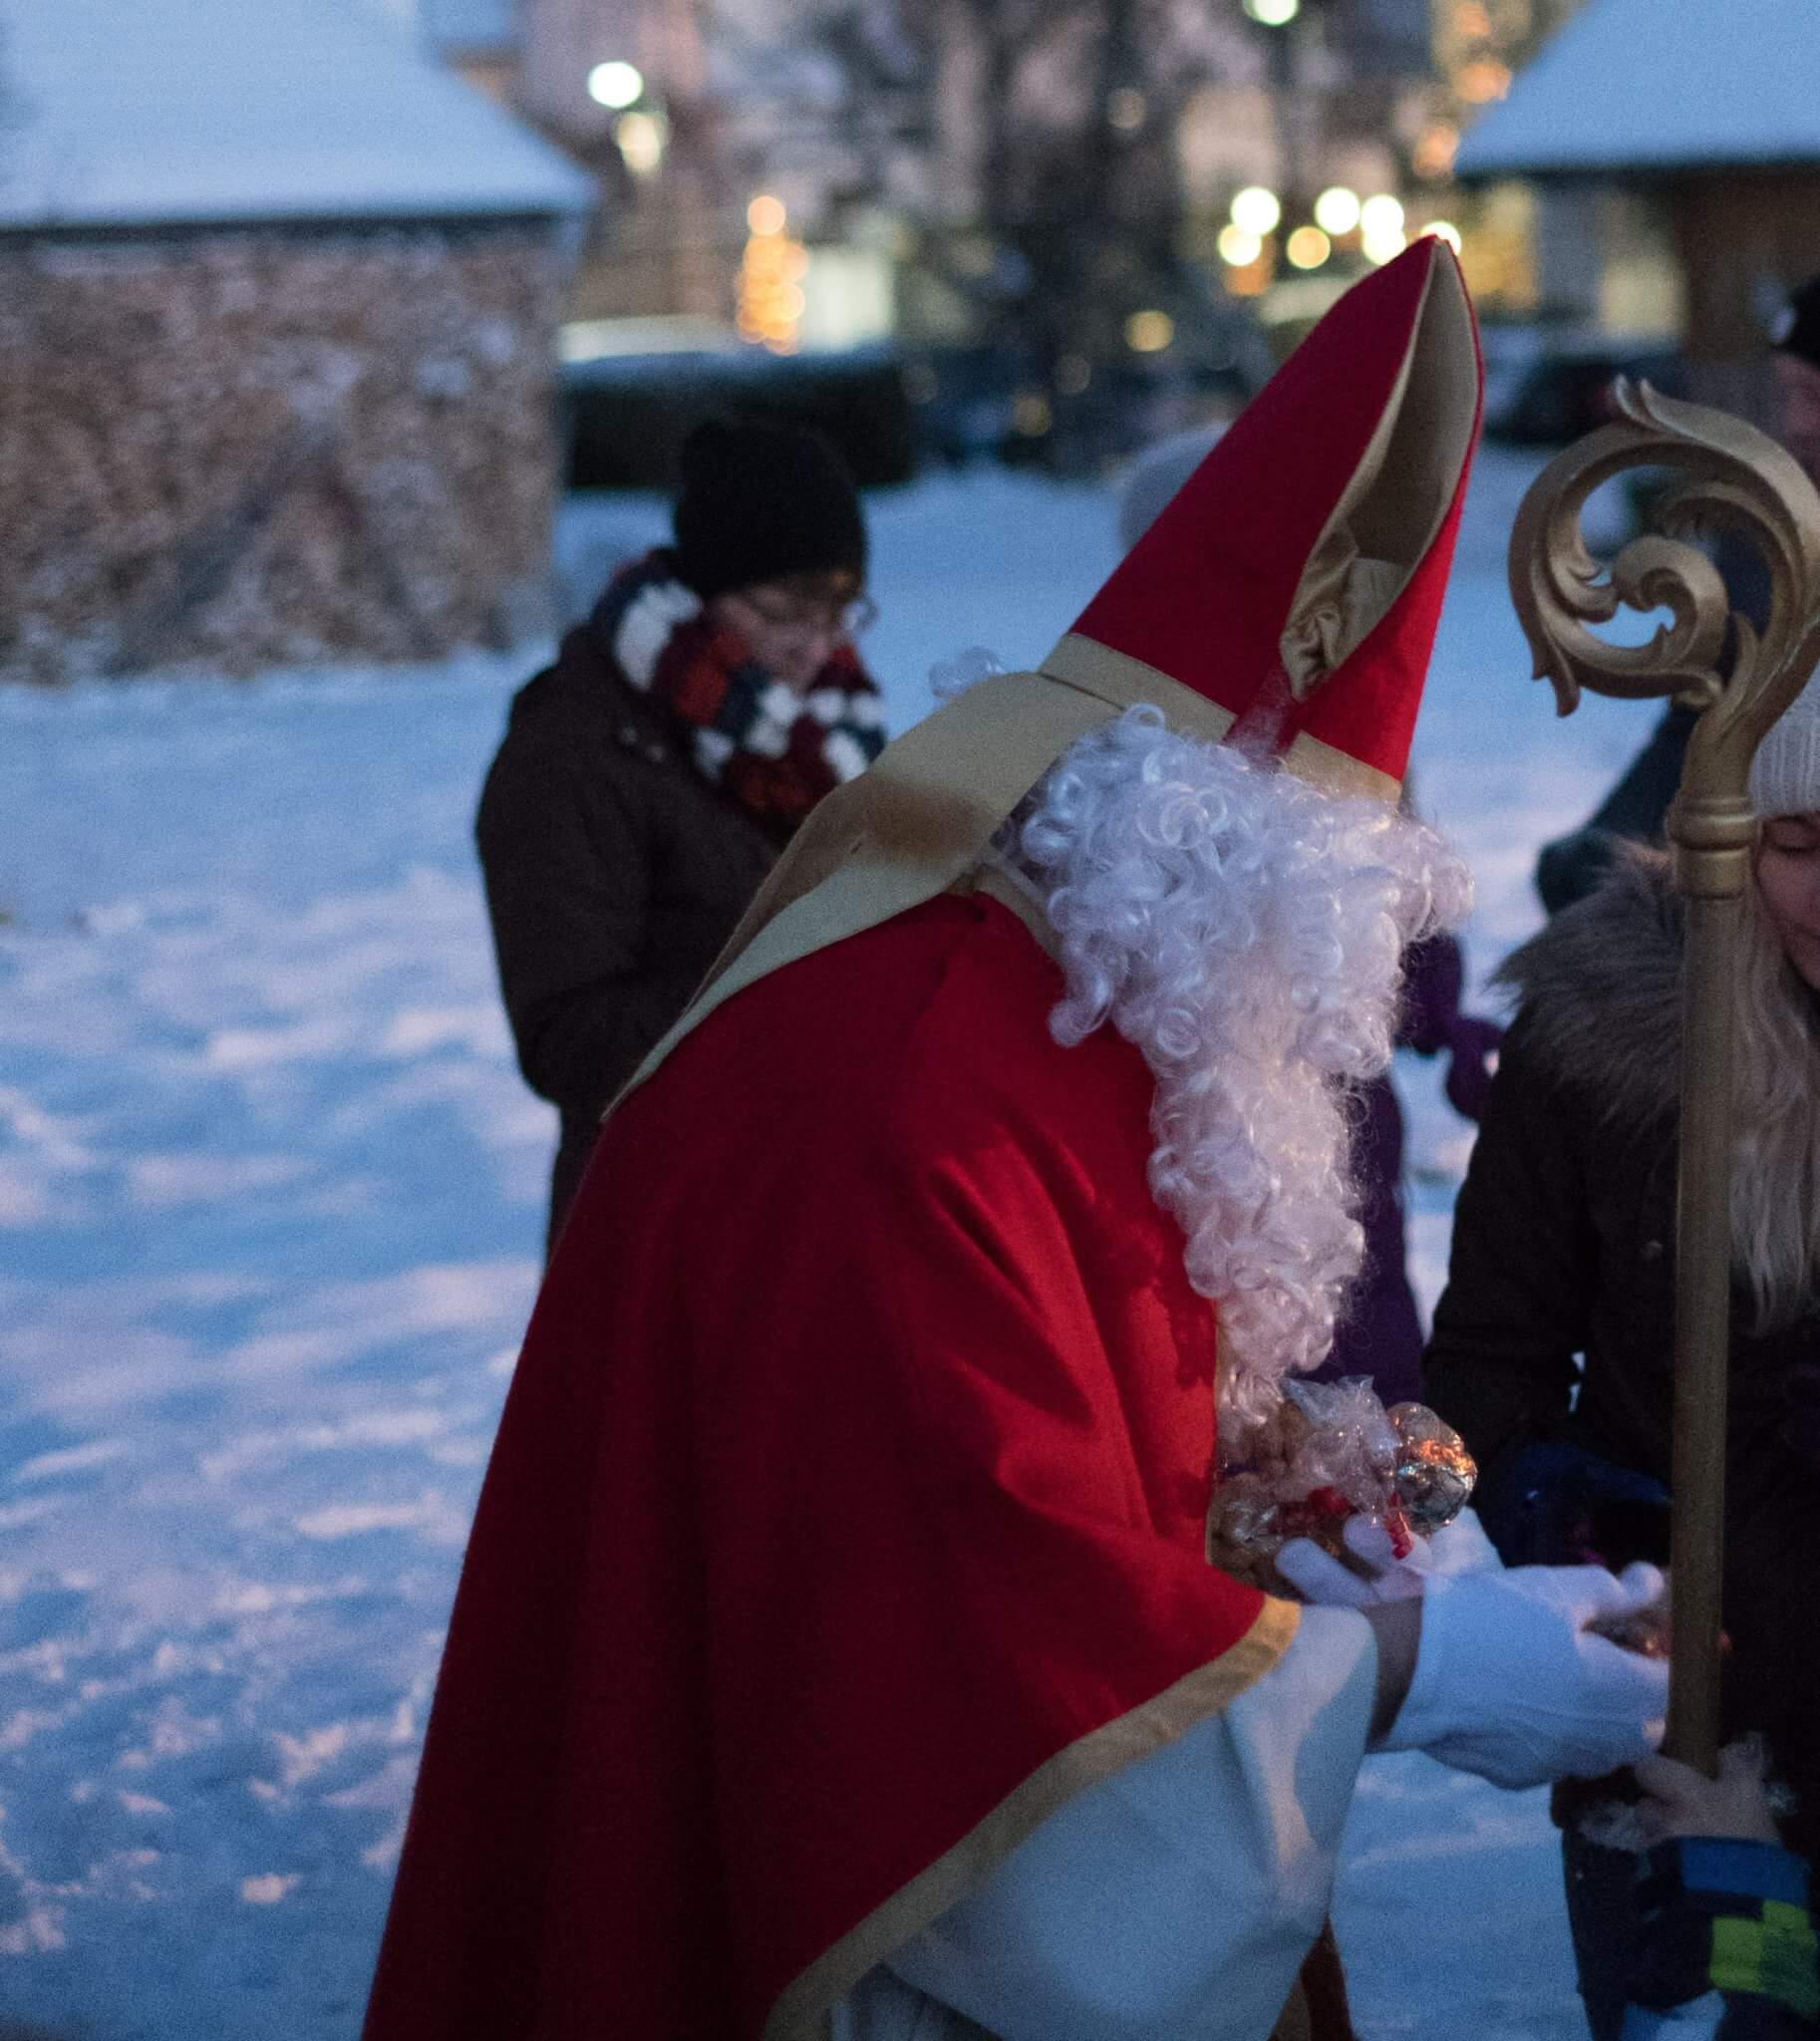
[1206,1377,1476,1595]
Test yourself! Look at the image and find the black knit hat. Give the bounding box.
[1775,272,1820,373]
[672,418,867,600]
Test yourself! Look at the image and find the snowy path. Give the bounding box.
[0,453,1658,2038]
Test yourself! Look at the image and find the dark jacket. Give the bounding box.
[476,617,776,1249]
[1422,852,1820,1851]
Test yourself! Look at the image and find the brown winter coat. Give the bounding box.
[1422,850,1820,1847]
[476,619,776,1249]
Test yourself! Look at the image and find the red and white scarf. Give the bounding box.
[597,549,887,838]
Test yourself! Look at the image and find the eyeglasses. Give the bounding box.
[731,590,877,641]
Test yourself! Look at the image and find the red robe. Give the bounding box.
[364,892,1294,2040]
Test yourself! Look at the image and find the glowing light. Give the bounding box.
[1230,185,1281,237]
[1363,226,1408,266]
[1013,392,1053,437]
[1286,225,1332,270]
[1314,186,1361,236]
[586,60,644,110]
[1420,219,1463,253]
[1360,194,1406,239]
[738,206,807,354]
[1244,0,1301,21]
[1457,59,1511,102]
[1124,309,1175,353]
[1413,124,1460,179]
[1107,87,1146,132]
[615,112,665,175]
[1217,224,1263,267]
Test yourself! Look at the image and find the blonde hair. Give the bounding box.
[1732,865,1820,1329]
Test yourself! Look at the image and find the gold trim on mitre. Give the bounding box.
[1039,631,1238,744]
[1277,248,1478,701]
[609,665,1121,1114]
[1281,729,1401,804]
[761,1597,1302,2040]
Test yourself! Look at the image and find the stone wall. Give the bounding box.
[0,219,572,682]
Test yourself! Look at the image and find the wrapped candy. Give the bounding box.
[1205,1377,1476,1596]
[1388,1400,1478,1535]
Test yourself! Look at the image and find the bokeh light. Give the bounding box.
[1124,309,1175,353]
[585,61,643,110]
[1314,186,1361,236]
[1230,185,1282,237]
[1360,193,1405,238]
[615,112,665,175]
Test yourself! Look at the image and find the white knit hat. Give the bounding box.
[1750,663,1820,817]
[1115,424,1227,555]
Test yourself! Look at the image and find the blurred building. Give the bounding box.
[390,3,1457,350]
[1418,0,1592,309]
[0,0,592,682]
[1453,0,1820,420]
[355,3,1463,470]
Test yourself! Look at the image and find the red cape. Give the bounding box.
[365,895,1292,2039]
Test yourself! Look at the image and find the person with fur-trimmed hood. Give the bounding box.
[1424,666,1820,2039]
[475,417,885,1253]
[366,243,1669,2041]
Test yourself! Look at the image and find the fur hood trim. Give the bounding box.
[1495,846,1683,1127]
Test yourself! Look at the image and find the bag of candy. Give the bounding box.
[1205,1376,1476,1596]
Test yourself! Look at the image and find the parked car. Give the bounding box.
[561,338,918,489]
[1479,322,1686,446]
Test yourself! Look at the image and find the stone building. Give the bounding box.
[0,0,593,682]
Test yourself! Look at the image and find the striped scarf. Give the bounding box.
[596,549,887,837]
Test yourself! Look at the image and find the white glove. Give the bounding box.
[1276,1515,1433,1606]
[1378,1561,1669,1791]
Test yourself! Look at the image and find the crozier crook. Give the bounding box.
[1509,378,1820,1770]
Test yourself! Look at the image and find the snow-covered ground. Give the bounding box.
[0,450,1662,2040]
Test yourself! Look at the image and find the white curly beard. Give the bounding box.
[1014,706,1472,1435]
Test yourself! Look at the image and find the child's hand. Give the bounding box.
[1634,1739,1782,1846]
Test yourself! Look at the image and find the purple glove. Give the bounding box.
[1443,1014,1503,1122]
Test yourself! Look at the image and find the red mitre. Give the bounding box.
[1047,235,1482,799]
